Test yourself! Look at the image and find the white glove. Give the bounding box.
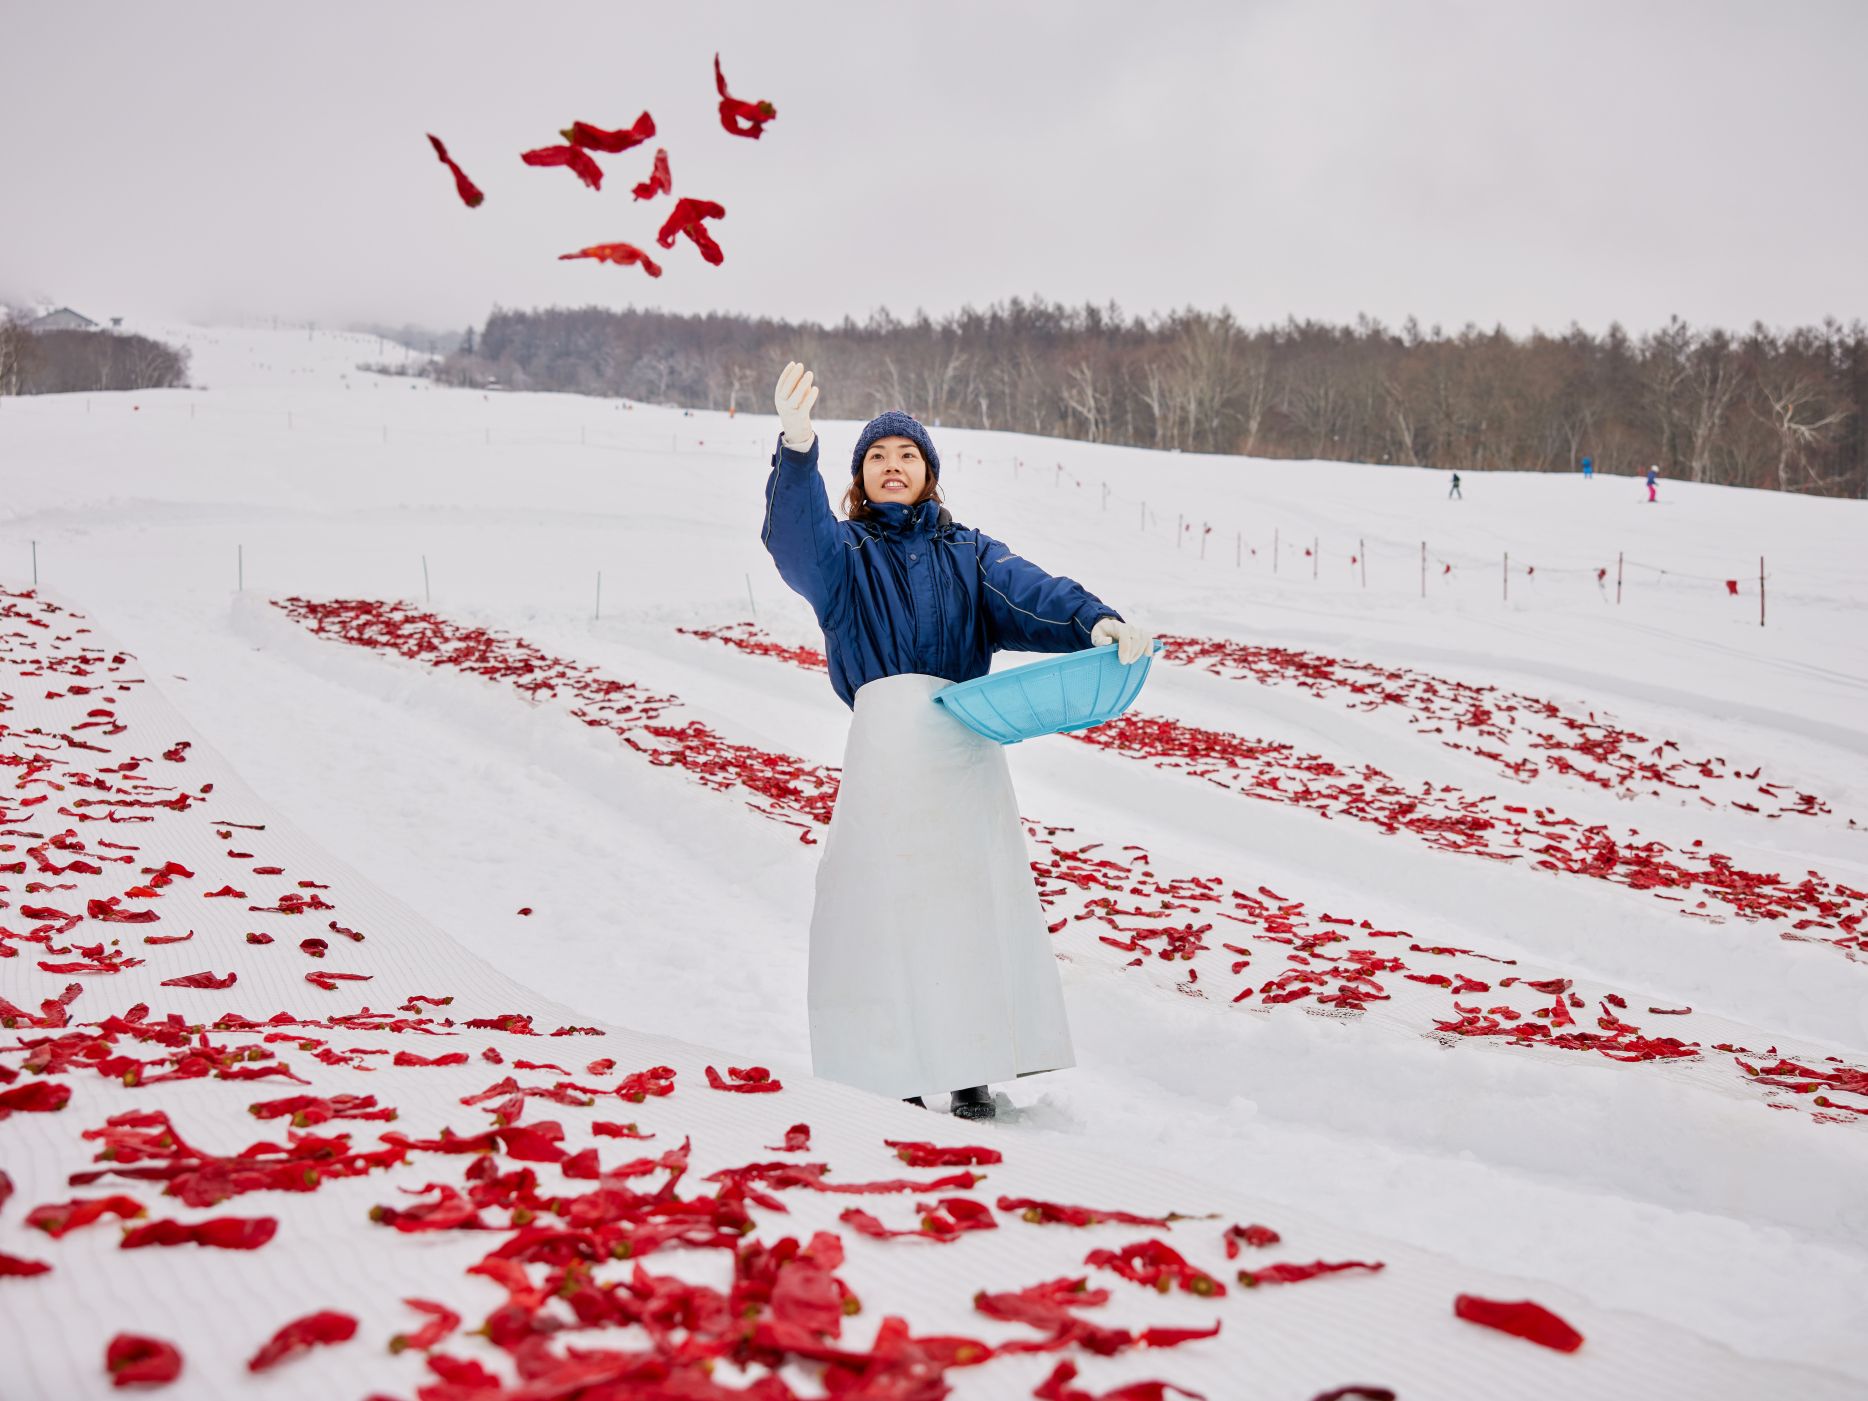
[1091,616,1152,665]
[774,361,819,451]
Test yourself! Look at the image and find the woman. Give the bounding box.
[761,362,1151,1121]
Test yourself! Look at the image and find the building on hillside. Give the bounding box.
[27,307,99,333]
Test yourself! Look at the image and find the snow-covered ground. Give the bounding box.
[3,321,1865,1396]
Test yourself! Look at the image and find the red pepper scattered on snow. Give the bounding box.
[121,1216,278,1251]
[768,1123,811,1152]
[0,1251,52,1276]
[105,1334,183,1388]
[159,970,235,990]
[1222,1223,1280,1258]
[26,1195,146,1238]
[427,134,484,208]
[388,1298,461,1353]
[887,1139,1003,1167]
[1035,1360,1205,1401]
[561,111,655,153]
[1453,1293,1584,1352]
[1238,1259,1385,1287]
[1085,1239,1225,1296]
[0,1081,73,1116]
[521,144,604,191]
[999,1196,1176,1229]
[557,242,663,278]
[714,53,777,138]
[246,1310,358,1371]
[706,1064,782,1093]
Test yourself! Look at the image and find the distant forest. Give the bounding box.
[0,321,189,395]
[439,301,1867,497]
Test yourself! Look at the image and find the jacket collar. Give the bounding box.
[865,499,949,536]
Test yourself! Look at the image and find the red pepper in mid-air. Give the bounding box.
[562,111,655,153]
[105,1334,183,1388]
[714,53,777,138]
[633,148,672,201]
[656,198,727,265]
[427,134,484,208]
[246,1311,358,1371]
[557,243,663,278]
[521,144,604,191]
[1452,1293,1584,1352]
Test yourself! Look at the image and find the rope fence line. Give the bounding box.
[7,398,1796,625]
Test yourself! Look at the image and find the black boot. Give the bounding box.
[949,1085,996,1121]
[903,1095,927,1109]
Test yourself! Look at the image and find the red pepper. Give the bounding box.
[0,1251,52,1276]
[706,1064,782,1093]
[159,970,235,989]
[767,1123,811,1152]
[886,1139,1003,1167]
[299,937,328,958]
[1222,1223,1280,1258]
[1310,1390,1396,1400]
[1453,1293,1584,1352]
[121,1216,278,1250]
[246,1310,357,1371]
[0,1080,73,1116]
[427,134,484,208]
[305,970,371,991]
[245,932,272,945]
[632,148,672,201]
[389,1298,461,1353]
[105,1334,183,1388]
[521,143,603,191]
[1085,1239,1225,1296]
[141,929,194,945]
[997,1196,1175,1229]
[1237,1259,1385,1287]
[562,112,655,153]
[593,1121,653,1139]
[1034,1359,1204,1400]
[655,198,727,265]
[394,1050,468,1067]
[714,53,777,138]
[0,1169,11,1212]
[557,243,664,278]
[26,1195,146,1238]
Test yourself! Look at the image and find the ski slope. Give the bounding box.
[2,321,1865,1397]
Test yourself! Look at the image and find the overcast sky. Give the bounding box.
[6,0,1864,338]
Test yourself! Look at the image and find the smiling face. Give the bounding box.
[861,436,929,506]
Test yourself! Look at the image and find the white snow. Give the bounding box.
[2,320,1865,1397]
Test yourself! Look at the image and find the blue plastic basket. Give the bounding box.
[932,641,1163,744]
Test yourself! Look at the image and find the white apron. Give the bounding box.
[809,673,1076,1100]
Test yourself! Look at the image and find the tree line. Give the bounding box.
[439,300,1867,497]
[0,321,190,396]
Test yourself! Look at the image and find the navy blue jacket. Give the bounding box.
[760,436,1121,708]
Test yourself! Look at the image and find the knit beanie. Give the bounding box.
[850,410,940,481]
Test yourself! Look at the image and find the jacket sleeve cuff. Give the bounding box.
[776,434,820,467]
[1075,602,1122,642]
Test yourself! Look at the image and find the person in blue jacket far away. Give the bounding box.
[761,362,1152,1121]
[1646,463,1659,502]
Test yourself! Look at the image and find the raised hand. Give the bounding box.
[774,362,819,450]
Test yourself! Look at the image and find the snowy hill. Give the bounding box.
[1,323,1865,1397]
